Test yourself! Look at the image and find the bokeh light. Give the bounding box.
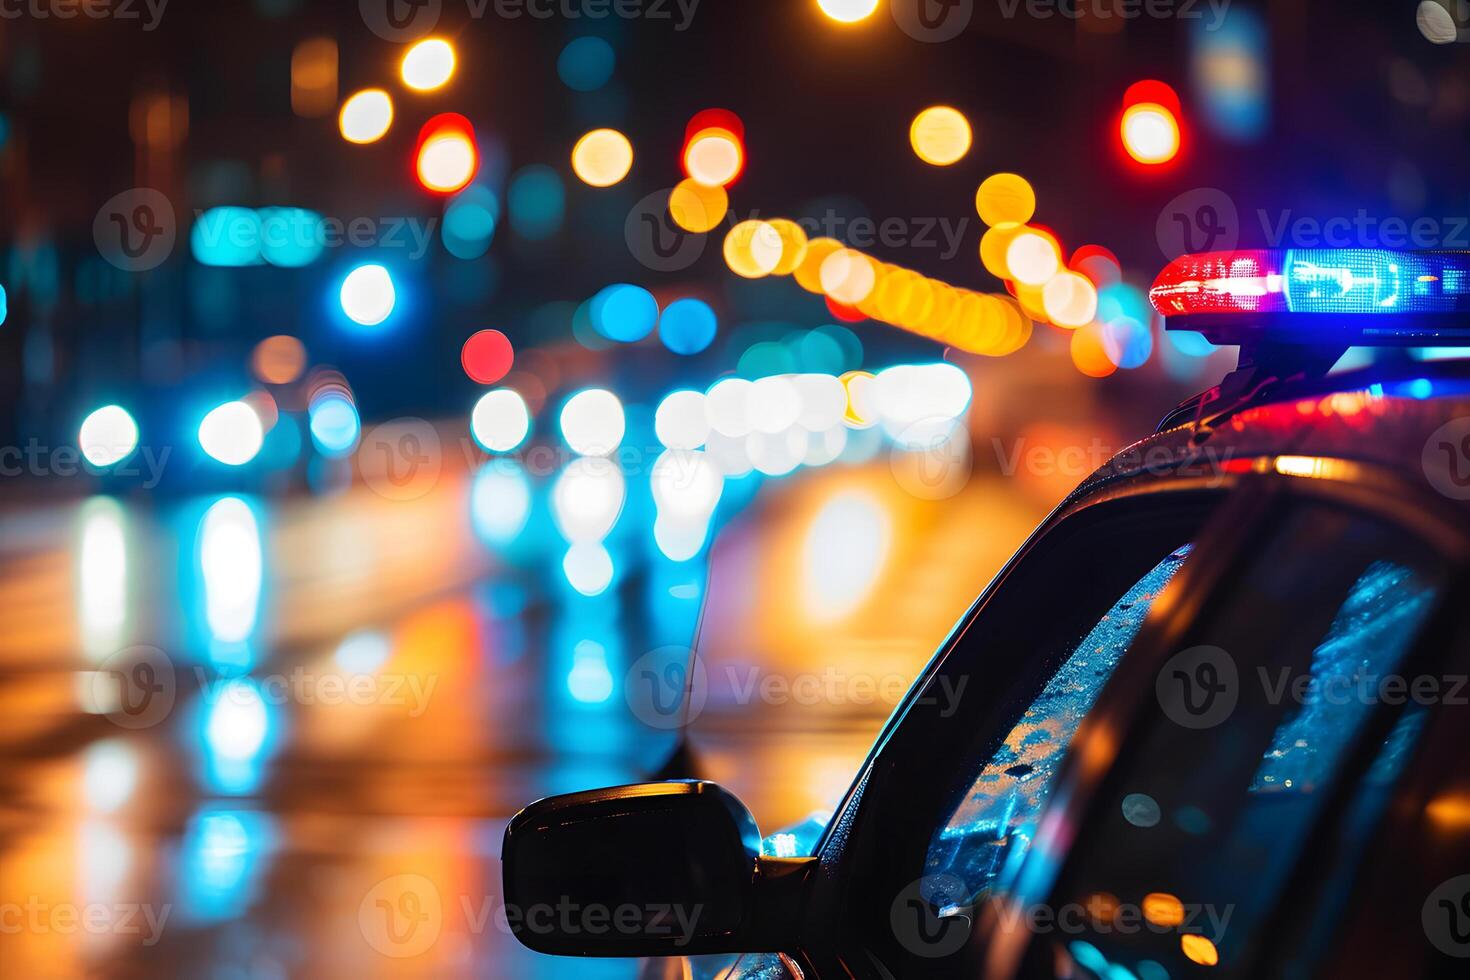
[1041,271,1099,328]
[79,405,139,468]
[658,297,718,355]
[683,128,744,187]
[909,106,972,166]
[724,220,783,278]
[563,543,615,596]
[400,38,456,92]
[668,179,728,233]
[705,378,754,438]
[560,388,626,457]
[768,219,809,275]
[1071,322,1119,377]
[819,248,877,305]
[553,458,626,542]
[655,390,710,450]
[508,165,565,240]
[471,389,531,453]
[199,401,265,466]
[975,173,1036,226]
[442,185,499,259]
[558,36,615,91]
[571,128,634,187]
[339,264,396,326]
[461,329,515,384]
[591,284,659,343]
[251,335,307,385]
[1121,102,1181,164]
[817,0,879,23]
[308,393,361,457]
[417,126,479,194]
[338,89,393,144]
[1005,231,1061,286]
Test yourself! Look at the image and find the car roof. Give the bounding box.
[1068,359,1470,509]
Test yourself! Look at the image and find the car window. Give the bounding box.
[924,545,1193,904]
[1032,505,1447,979]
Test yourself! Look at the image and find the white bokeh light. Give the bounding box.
[198,401,264,466]
[655,390,710,451]
[79,405,139,468]
[560,388,626,457]
[340,264,396,326]
[552,456,626,543]
[471,389,531,453]
[705,377,753,438]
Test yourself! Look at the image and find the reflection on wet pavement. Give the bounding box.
[0,457,1043,976]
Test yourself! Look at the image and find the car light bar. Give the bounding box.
[1150,249,1470,347]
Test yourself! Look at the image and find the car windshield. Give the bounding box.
[924,545,1193,903]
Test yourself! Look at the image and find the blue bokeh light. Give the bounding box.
[308,394,361,457]
[557,36,616,92]
[590,284,659,343]
[658,298,718,355]
[508,165,566,240]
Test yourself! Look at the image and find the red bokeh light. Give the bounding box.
[825,296,867,322]
[461,329,515,384]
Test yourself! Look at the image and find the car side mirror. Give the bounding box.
[501,780,815,957]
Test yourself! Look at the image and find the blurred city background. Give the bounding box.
[1,0,1467,975]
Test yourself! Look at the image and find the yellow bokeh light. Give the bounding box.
[820,248,878,305]
[684,129,743,187]
[979,222,1023,279]
[1180,934,1219,967]
[1142,893,1186,928]
[668,179,728,233]
[794,237,843,293]
[975,173,1036,226]
[1041,270,1098,328]
[839,370,877,426]
[338,88,393,144]
[909,105,972,166]
[571,128,634,187]
[401,38,456,92]
[417,133,477,193]
[1005,230,1061,286]
[724,220,783,278]
[1071,321,1117,377]
[817,0,879,24]
[767,219,810,275]
[1121,102,1181,164]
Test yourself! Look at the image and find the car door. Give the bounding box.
[788,462,1468,980]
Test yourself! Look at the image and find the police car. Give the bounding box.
[503,248,1470,979]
